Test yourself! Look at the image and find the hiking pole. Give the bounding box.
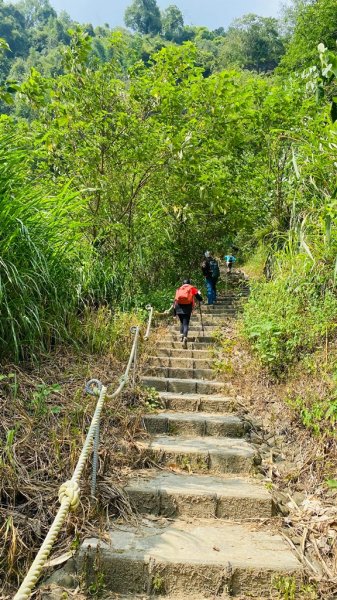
[199,302,205,337]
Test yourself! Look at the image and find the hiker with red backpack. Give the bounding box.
[174,279,203,349]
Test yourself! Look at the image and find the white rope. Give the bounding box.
[14,309,152,600]
[13,385,107,600]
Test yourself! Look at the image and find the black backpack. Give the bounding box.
[210,259,220,279]
[201,260,210,277]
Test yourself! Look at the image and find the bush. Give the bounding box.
[242,253,337,375]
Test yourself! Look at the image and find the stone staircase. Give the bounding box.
[77,273,302,599]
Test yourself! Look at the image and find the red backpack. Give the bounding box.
[175,284,194,305]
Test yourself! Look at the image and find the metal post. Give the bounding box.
[130,326,138,389]
[132,340,138,388]
[144,304,153,341]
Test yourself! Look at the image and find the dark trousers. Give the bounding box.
[178,314,191,337]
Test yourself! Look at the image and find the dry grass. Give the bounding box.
[0,342,153,598]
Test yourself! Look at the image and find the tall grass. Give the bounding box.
[0,133,87,360]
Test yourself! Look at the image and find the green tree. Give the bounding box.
[218,14,285,72]
[0,2,29,61]
[161,4,184,42]
[279,0,337,72]
[124,0,162,35]
[16,0,56,28]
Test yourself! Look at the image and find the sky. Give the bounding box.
[44,0,289,29]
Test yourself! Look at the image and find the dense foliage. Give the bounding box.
[1,0,337,367]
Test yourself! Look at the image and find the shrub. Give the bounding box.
[242,254,337,375]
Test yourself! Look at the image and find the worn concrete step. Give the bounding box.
[156,348,211,359]
[191,315,234,323]
[141,376,224,394]
[146,356,213,369]
[137,435,258,473]
[101,596,213,600]
[171,325,222,334]
[125,471,272,519]
[101,597,216,600]
[197,307,236,313]
[160,392,238,413]
[160,337,214,346]
[144,366,216,381]
[79,520,301,598]
[142,412,246,437]
[203,296,235,302]
[201,306,235,313]
[189,318,230,326]
[169,329,218,337]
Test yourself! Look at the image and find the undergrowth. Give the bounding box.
[242,253,337,376]
[0,308,151,596]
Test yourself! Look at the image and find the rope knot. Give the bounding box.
[58,480,80,511]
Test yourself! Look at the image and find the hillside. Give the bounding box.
[1,0,337,598]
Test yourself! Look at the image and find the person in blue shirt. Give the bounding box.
[224,252,236,274]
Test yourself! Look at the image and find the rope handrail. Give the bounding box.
[14,307,152,600]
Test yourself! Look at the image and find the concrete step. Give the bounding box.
[101,596,213,600]
[125,470,272,519]
[191,315,234,323]
[144,366,216,380]
[160,337,214,346]
[198,307,236,313]
[171,325,222,334]
[201,306,235,313]
[160,392,238,413]
[79,520,301,597]
[141,376,224,394]
[142,412,246,437]
[146,356,213,369]
[169,329,219,337]
[156,348,211,359]
[137,434,258,473]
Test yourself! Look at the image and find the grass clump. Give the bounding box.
[0,133,88,361]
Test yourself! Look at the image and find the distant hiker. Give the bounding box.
[201,251,220,305]
[224,252,236,274]
[174,279,203,349]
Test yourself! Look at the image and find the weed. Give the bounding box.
[212,358,234,375]
[179,455,192,472]
[285,392,337,436]
[87,571,106,598]
[29,383,61,416]
[85,549,106,598]
[143,387,162,411]
[274,576,317,599]
[167,422,179,434]
[152,573,165,593]
[5,428,17,465]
